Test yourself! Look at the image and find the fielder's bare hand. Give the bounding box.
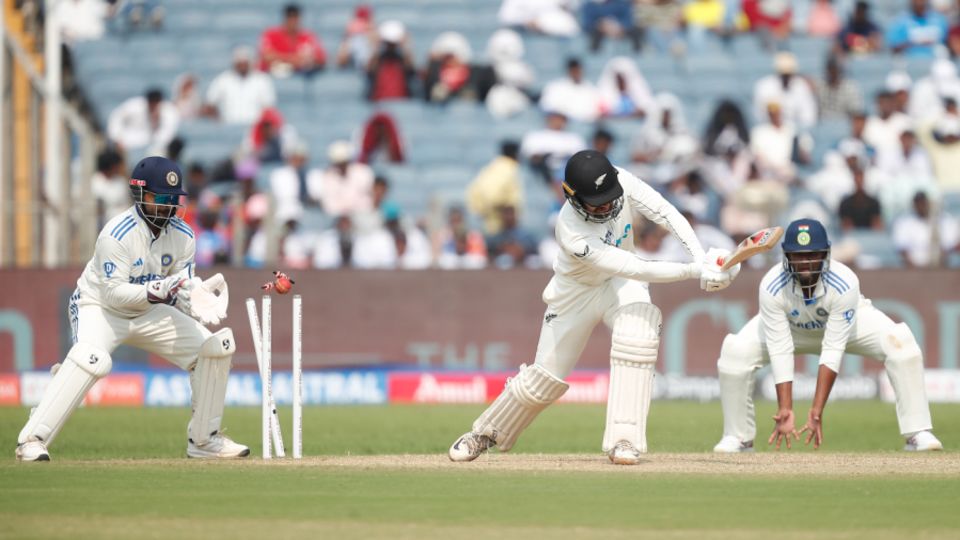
[768,409,800,450]
[799,409,824,449]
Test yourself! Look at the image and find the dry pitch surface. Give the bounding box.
[93,451,960,476]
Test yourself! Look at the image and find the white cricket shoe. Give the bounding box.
[608,440,642,465]
[904,431,943,452]
[187,431,250,459]
[15,440,50,462]
[713,436,755,453]
[448,432,495,462]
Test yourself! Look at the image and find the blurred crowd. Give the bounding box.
[50,0,960,270]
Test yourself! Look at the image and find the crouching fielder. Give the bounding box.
[15,157,248,462]
[714,219,942,453]
[449,150,739,465]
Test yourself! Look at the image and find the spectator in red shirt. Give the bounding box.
[259,3,326,77]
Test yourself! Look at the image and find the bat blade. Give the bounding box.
[719,226,784,271]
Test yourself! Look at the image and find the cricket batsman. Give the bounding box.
[449,150,740,465]
[713,219,943,453]
[15,156,248,461]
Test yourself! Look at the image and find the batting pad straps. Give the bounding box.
[603,303,661,453]
[473,363,569,452]
[18,343,113,445]
[189,328,236,446]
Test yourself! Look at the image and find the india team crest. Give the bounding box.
[797,232,811,246]
[166,171,179,186]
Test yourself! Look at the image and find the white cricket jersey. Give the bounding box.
[553,166,705,287]
[75,207,196,318]
[759,260,861,384]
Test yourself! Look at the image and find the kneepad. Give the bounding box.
[604,303,661,453]
[18,343,112,445]
[473,363,569,451]
[189,328,236,445]
[881,323,922,363]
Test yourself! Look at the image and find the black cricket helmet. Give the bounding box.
[562,150,624,223]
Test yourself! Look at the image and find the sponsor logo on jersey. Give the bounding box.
[790,309,800,318]
[574,245,590,258]
[103,261,116,278]
[843,309,855,324]
[615,223,632,247]
[132,258,143,267]
[544,313,558,324]
[816,307,829,317]
[791,319,826,330]
[129,273,164,285]
[161,254,173,266]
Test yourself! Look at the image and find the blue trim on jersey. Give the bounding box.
[823,272,848,294]
[110,216,134,239]
[171,219,194,239]
[766,272,790,294]
[115,219,138,241]
[825,271,849,292]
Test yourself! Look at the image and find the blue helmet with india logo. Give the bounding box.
[782,218,831,289]
[128,156,187,230]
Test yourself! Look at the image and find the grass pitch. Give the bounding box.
[2,401,959,539]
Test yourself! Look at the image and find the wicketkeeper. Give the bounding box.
[15,157,248,461]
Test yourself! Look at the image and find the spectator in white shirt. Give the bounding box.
[520,111,588,185]
[498,0,580,37]
[864,90,913,170]
[750,101,802,184]
[596,56,656,119]
[318,141,375,218]
[107,88,180,155]
[908,59,960,123]
[893,192,960,267]
[90,149,128,227]
[752,52,817,129]
[204,46,277,125]
[878,129,939,222]
[270,140,321,224]
[171,73,201,120]
[539,58,601,122]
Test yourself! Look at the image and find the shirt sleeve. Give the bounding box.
[820,277,860,373]
[885,20,907,48]
[171,233,197,280]
[563,231,699,283]
[624,174,706,262]
[93,236,152,311]
[760,288,795,384]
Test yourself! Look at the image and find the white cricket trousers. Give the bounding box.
[718,299,933,441]
[534,275,653,378]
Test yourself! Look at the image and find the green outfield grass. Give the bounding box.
[2,402,959,540]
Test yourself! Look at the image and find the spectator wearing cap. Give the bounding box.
[485,29,537,119]
[204,46,276,125]
[540,57,602,122]
[918,97,960,193]
[835,1,881,55]
[270,141,320,224]
[814,56,863,121]
[259,3,326,77]
[908,59,960,122]
[424,32,495,104]
[244,107,299,164]
[864,91,912,171]
[596,56,655,118]
[107,88,180,156]
[318,141,375,218]
[520,111,588,186]
[336,4,376,69]
[498,0,580,37]
[878,129,938,223]
[887,0,948,58]
[366,20,416,101]
[893,192,960,267]
[582,0,641,52]
[752,52,817,129]
[467,141,523,235]
[885,71,913,116]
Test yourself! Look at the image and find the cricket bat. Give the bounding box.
[719,226,784,271]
